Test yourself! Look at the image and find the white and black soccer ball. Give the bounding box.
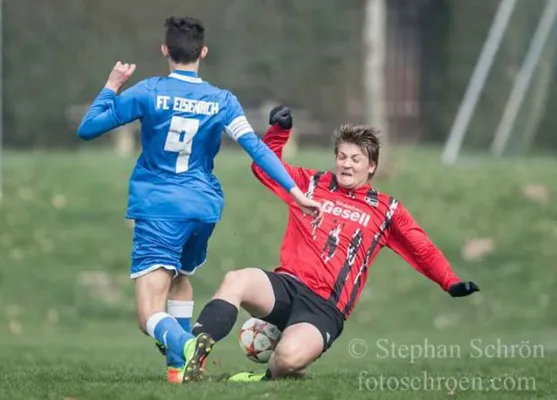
[238,317,282,363]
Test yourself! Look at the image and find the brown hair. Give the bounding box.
[334,124,381,179]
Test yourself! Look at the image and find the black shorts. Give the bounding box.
[259,270,344,353]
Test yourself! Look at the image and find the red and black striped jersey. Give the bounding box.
[252,125,462,319]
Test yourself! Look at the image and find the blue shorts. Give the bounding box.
[130,219,216,279]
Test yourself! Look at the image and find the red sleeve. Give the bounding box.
[251,125,315,203]
[386,202,461,291]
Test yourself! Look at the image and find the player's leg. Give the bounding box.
[269,285,343,379]
[229,278,343,382]
[147,221,217,383]
[167,275,194,332]
[267,322,324,378]
[134,269,194,380]
[152,276,193,357]
[168,221,215,335]
[184,268,289,382]
[229,323,323,382]
[131,219,197,383]
[154,222,209,356]
[269,287,343,379]
[191,268,285,339]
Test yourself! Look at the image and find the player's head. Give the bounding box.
[333,124,380,189]
[161,16,208,67]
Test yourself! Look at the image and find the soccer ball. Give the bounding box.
[238,317,282,363]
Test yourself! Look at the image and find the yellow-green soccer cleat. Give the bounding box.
[183,333,215,382]
[166,366,185,384]
[228,372,267,382]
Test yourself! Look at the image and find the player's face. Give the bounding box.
[335,142,376,189]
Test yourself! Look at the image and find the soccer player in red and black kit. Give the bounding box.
[183,106,479,383]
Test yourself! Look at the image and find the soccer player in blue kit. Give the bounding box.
[77,16,322,383]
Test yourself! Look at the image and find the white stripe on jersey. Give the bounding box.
[225,116,253,141]
[168,73,203,84]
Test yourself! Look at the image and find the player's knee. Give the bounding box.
[211,270,248,305]
[222,269,242,284]
[273,354,306,376]
[273,341,311,374]
[215,268,273,314]
[220,269,249,294]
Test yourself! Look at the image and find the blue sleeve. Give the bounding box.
[223,92,295,192]
[238,133,296,192]
[222,92,253,141]
[77,80,148,140]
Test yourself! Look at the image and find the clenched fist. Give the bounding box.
[448,281,480,297]
[269,105,293,129]
[105,61,136,93]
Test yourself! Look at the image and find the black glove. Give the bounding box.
[269,105,293,130]
[448,281,480,297]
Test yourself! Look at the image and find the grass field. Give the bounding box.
[1,146,556,399]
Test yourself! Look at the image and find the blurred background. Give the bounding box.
[4,0,557,152]
[1,0,557,397]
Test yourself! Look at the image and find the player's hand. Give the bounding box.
[105,61,137,93]
[269,105,293,129]
[448,281,480,297]
[289,187,322,219]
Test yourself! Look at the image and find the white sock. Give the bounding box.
[146,311,171,340]
[168,300,194,331]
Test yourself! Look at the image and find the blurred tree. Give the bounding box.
[2,0,556,153]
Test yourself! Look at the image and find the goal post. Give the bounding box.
[441,0,518,165]
[490,0,557,156]
[0,0,3,204]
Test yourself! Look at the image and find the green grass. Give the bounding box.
[0,146,556,399]
[1,328,555,399]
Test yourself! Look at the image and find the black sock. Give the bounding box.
[191,299,238,341]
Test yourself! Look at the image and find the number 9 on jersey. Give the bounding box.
[164,116,200,173]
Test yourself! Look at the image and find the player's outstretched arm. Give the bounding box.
[249,106,318,200]
[236,131,320,217]
[386,200,480,297]
[225,98,321,217]
[77,62,142,140]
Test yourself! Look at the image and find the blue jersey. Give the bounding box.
[78,70,295,222]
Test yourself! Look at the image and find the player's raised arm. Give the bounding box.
[224,95,322,217]
[386,201,480,297]
[77,62,144,140]
[258,106,295,162]
[250,106,317,203]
